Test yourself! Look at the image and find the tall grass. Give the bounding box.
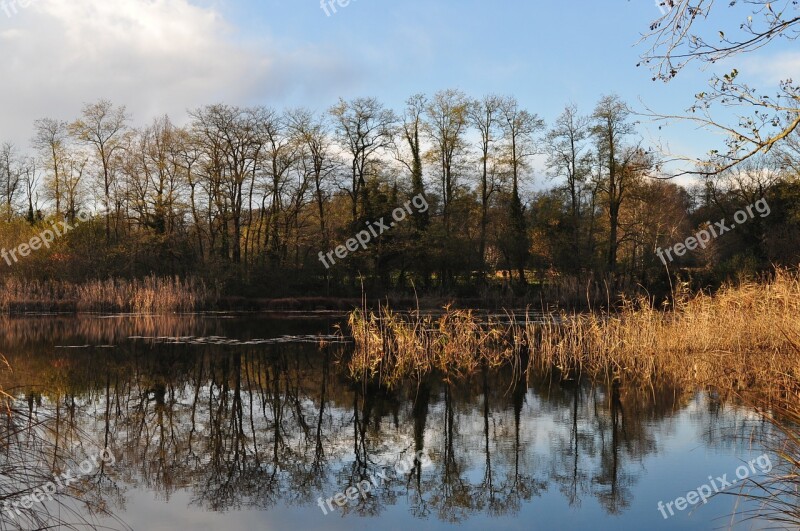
[528,269,800,401]
[348,269,800,404]
[0,275,218,314]
[348,305,519,383]
[731,333,800,528]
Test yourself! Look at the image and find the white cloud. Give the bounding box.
[741,51,800,85]
[0,0,355,146]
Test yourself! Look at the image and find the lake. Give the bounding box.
[0,313,782,530]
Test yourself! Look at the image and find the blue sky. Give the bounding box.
[0,0,797,176]
[221,0,708,120]
[216,0,761,168]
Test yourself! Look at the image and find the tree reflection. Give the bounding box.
[0,318,716,526]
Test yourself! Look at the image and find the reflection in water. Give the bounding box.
[0,315,778,530]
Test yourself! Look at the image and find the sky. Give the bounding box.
[0,0,797,178]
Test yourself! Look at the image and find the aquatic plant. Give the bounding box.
[0,275,218,314]
[347,305,520,384]
[348,268,800,407]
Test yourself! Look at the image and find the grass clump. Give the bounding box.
[0,275,218,314]
[347,305,520,383]
[528,269,800,401]
[348,268,800,403]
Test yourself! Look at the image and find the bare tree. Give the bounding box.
[329,97,396,224]
[63,152,88,223]
[399,94,429,231]
[546,104,592,264]
[498,96,545,284]
[70,100,130,240]
[258,108,300,268]
[592,95,651,275]
[189,105,263,264]
[711,154,783,211]
[21,157,40,224]
[425,89,470,235]
[0,143,22,221]
[149,116,185,236]
[499,96,544,199]
[288,108,336,253]
[468,95,502,276]
[173,127,205,258]
[32,118,70,219]
[122,116,185,236]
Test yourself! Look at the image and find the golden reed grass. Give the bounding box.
[348,269,800,405]
[348,305,519,383]
[0,275,217,313]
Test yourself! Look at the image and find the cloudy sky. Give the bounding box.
[0,0,796,168]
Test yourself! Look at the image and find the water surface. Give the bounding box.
[0,314,780,530]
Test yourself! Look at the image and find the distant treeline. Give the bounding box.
[0,92,798,300]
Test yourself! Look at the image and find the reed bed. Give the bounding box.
[0,275,218,314]
[348,269,800,404]
[529,270,800,402]
[348,306,520,383]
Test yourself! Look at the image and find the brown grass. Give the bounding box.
[347,306,520,383]
[733,400,800,528]
[348,269,800,404]
[529,269,800,401]
[0,275,219,313]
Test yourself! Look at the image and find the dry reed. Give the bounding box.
[529,269,800,403]
[348,269,800,405]
[347,305,519,384]
[0,275,218,314]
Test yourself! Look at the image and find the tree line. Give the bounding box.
[0,91,798,299]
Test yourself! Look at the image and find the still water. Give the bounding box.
[0,314,781,530]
